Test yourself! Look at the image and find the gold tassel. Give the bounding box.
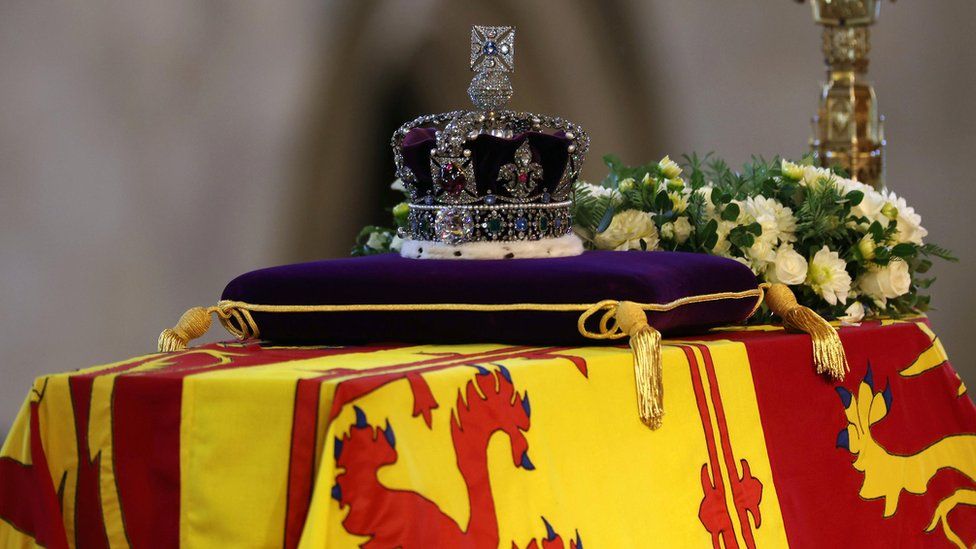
[158,306,214,352]
[765,283,849,380]
[614,301,664,429]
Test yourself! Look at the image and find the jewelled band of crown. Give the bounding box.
[405,202,574,245]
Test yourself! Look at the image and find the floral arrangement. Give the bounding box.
[353,154,954,322]
[574,154,954,322]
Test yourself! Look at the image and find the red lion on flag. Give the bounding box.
[332,366,580,548]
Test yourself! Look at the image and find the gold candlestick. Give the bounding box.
[803,0,891,190]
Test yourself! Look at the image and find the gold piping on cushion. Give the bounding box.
[157,283,846,429]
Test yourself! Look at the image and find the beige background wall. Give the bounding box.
[1,0,973,437]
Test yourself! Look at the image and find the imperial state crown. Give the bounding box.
[392,25,589,259]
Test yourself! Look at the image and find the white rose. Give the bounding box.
[660,222,675,241]
[767,245,808,285]
[839,301,866,324]
[672,216,693,244]
[594,209,659,251]
[850,185,887,224]
[858,260,912,302]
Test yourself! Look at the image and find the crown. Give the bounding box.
[392,26,589,259]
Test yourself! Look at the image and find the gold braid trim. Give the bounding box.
[156,282,846,429]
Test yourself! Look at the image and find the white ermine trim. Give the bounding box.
[399,234,584,260]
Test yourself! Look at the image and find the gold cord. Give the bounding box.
[614,301,664,429]
[155,283,852,430]
[765,283,849,380]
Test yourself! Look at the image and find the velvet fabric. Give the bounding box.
[401,127,571,199]
[221,251,759,345]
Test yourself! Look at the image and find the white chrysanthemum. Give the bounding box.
[593,210,659,251]
[781,160,806,180]
[857,234,877,261]
[801,165,834,189]
[738,196,796,244]
[885,191,928,245]
[659,155,682,180]
[767,244,808,285]
[806,245,852,306]
[669,190,690,213]
[578,182,622,205]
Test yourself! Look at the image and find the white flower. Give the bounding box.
[839,301,866,324]
[660,222,674,241]
[666,178,686,192]
[738,196,796,244]
[767,244,808,285]
[711,220,737,256]
[390,178,407,193]
[743,237,777,274]
[366,231,391,250]
[858,260,911,303]
[578,182,622,205]
[659,155,682,180]
[593,209,659,251]
[618,178,636,193]
[641,173,657,189]
[806,245,852,306]
[781,160,806,180]
[857,234,877,261]
[672,216,693,244]
[390,235,403,252]
[886,191,928,245]
[844,181,887,224]
[669,190,689,213]
[801,165,834,189]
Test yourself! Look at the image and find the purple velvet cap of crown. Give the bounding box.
[401,127,571,199]
[221,250,760,345]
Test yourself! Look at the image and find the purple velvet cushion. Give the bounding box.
[221,251,759,345]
